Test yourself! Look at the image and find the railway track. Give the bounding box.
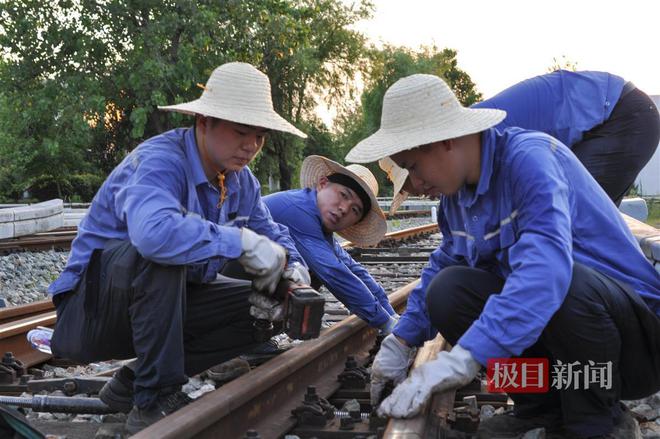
[0,223,438,378]
[0,223,444,437]
[0,227,78,254]
[0,209,433,254]
[1,215,657,438]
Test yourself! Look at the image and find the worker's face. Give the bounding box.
[402,175,422,196]
[316,177,365,233]
[197,117,269,173]
[391,141,464,197]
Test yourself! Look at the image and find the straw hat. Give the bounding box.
[159,62,306,138]
[378,157,410,214]
[346,74,505,163]
[300,155,386,247]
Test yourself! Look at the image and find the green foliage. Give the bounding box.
[645,198,660,228]
[29,173,104,201]
[0,0,374,199]
[0,1,482,200]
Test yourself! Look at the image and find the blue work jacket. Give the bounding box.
[49,128,303,295]
[395,127,660,365]
[473,70,625,147]
[264,188,396,327]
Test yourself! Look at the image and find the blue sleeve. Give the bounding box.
[295,233,392,327]
[394,210,467,346]
[245,179,306,268]
[334,241,396,315]
[114,152,242,264]
[459,138,573,365]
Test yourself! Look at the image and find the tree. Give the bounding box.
[214,0,373,189]
[0,0,373,199]
[334,45,483,194]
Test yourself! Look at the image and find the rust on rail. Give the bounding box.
[133,281,419,439]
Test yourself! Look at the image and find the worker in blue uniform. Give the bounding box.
[347,73,660,438]
[47,62,310,434]
[264,156,399,334]
[383,70,659,209]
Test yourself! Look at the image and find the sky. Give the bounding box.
[352,0,660,99]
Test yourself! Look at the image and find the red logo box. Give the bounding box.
[487,358,549,393]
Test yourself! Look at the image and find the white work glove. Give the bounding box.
[378,313,399,336]
[239,228,287,294]
[377,344,481,418]
[370,334,414,407]
[248,292,285,322]
[283,262,311,285]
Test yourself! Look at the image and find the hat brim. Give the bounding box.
[390,190,409,215]
[300,156,386,247]
[346,107,505,163]
[158,99,307,138]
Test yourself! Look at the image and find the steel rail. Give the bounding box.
[383,335,455,438]
[0,311,56,368]
[132,280,420,439]
[385,210,434,220]
[0,229,78,253]
[342,223,439,249]
[0,300,53,326]
[0,223,437,379]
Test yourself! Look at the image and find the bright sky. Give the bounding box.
[353,0,660,99]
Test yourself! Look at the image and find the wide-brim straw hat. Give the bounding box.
[378,157,409,214]
[346,74,506,163]
[159,62,307,138]
[301,155,386,247]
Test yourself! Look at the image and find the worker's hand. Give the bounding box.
[239,228,287,294]
[377,344,480,418]
[283,262,311,286]
[370,334,413,407]
[378,313,399,336]
[248,292,285,322]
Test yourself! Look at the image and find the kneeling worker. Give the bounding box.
[347,74,660,438]
[47,62,309,434]
[264,156,399,334]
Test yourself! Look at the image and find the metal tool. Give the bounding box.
[253,279,325,341]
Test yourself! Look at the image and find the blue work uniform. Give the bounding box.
[395,127,660,366]
[472,70,625,148]
[49,127,303,295]
[264,188,396,327]
[49,127,306,409]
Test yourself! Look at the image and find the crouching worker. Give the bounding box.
[47,62,310,434]
[346,74,660,438]
[264,156,399,335]
[381,70,660,209]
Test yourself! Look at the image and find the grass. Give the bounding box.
[646,198,660,229]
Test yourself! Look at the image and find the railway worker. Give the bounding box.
[263,155,399,335]
[381,70,660,210]
[46,62,311,434]
[347,74,660,438]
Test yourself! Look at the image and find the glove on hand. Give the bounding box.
[282,262,311,286]
[377,344,480,418]
[239,228,287,294]
[370,334,413,407]
[378,313,399,336]
[248,292,285,322]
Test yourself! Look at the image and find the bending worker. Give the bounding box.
[47,62,310,434]
[347,73,660,438]
[383,70,659,211]
[264,155,398,334]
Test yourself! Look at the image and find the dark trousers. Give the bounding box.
[573,86,660,206]
[50,240,262,408]
[425,264,660,437]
